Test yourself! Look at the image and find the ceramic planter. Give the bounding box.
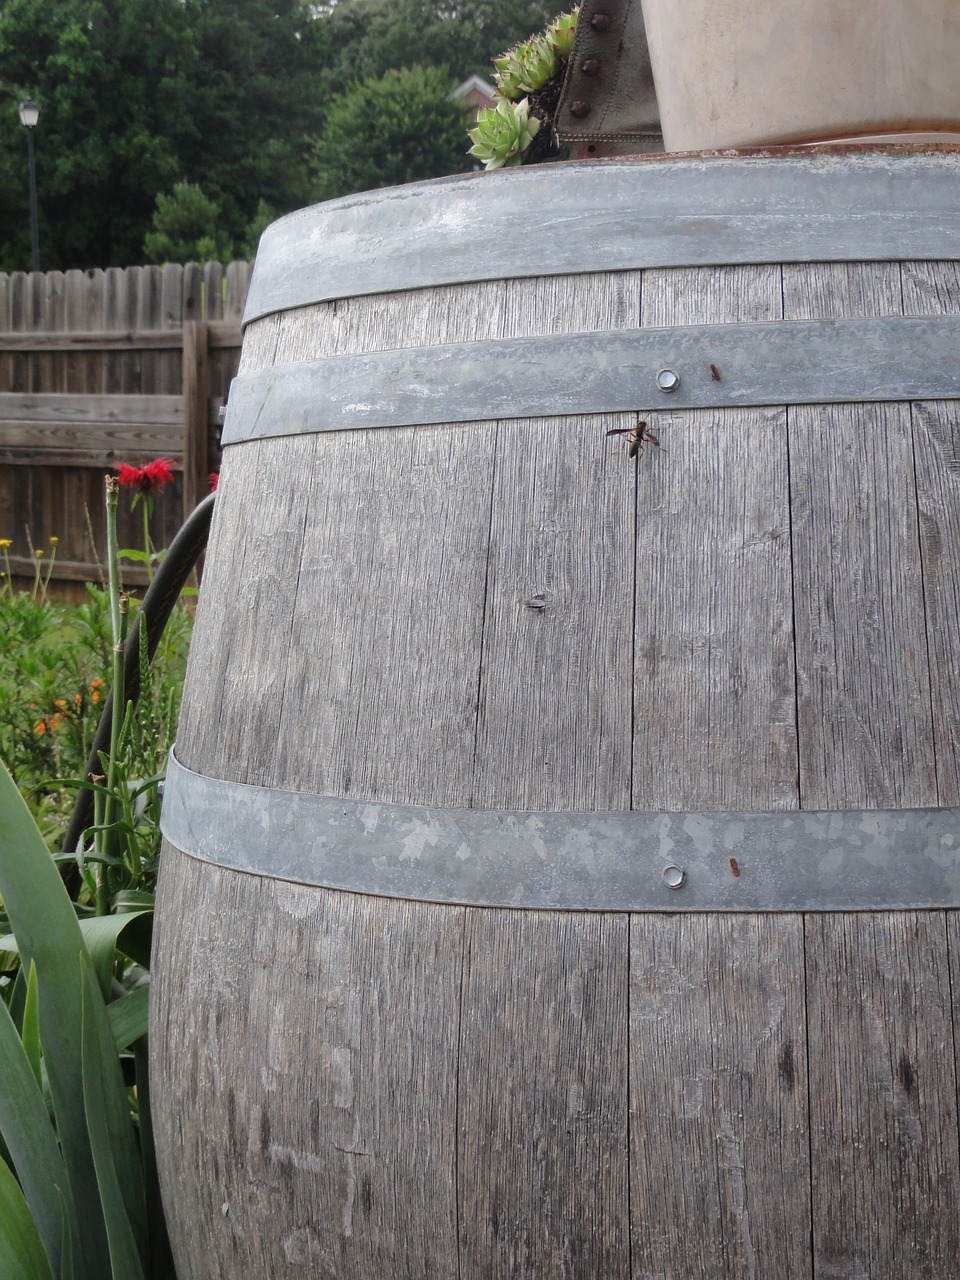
[639,0,960,152]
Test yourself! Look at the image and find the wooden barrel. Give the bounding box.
[152,151,960,1279]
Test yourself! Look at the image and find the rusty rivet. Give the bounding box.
[580,57,601,76]
[590,11,611,30]
[569,100,592,119]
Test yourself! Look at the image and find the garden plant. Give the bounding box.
[0,462,196,1279]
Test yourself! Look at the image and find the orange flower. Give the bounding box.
[34,720,47,735]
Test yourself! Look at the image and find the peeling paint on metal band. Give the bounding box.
[160,750,960,912]
[243,154,960,325]
[221,314,960,444]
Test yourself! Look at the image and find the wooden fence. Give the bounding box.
[0,261,252,587]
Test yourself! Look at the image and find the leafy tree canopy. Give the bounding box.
[313,64,471,202]
[0,0,558,271]
[143,181,233,264]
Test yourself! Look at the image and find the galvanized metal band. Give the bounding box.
[160,750,960,912]
[221,314,960,444]
[244,154,960,324]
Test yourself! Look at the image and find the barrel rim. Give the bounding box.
[244,152,960,327]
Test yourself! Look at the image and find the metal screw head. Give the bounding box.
[580,58,601,76]
[662,864,687,890]
[569,100,592,119]
[656,368,681,393]
[590,11,612,30]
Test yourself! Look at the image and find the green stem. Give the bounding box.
[100,477,127,914]
[142,496,154,583]
[92,776,106,913]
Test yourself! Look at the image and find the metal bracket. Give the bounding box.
[160,750,960,912]
[221,314,960,444]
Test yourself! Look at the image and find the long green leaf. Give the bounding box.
[107,986,150,1052]
[21,961,41,1089]
[0,760,109,1273]
[0,1157,55,1280]
[0,996,69,1277]
[78,912,152,1000]
[80,957,146,1280]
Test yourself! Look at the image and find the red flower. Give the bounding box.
[208,471,219,492]
[116,458,175,492]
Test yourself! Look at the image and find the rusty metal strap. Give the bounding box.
[244,154,960,324]
[160,750,960,912]
[221,314,960,443]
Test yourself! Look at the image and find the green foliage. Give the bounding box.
[0,474,194,1277]
[312,64,470,202]
[545,8,579,58]
[0,0,324,270]
[493,33,557,97]
[0,763,161,1278]
[0,0,559,270]
[313,0,557,97]
[0,586,189,868]
[473,5,579,168]
[467,96,540,168]
[143,182,233,266]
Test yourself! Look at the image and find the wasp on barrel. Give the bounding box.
[605,415,663,460]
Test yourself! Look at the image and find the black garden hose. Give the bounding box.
[62,492,216,895]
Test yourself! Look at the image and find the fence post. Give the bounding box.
[182,320,210,518]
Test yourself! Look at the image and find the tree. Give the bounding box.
[143,182,233,264]
[312,64,470,202]
[0,0,324,269]
[0,0,559,270]
[315,0,559,96]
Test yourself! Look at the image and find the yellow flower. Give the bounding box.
[35,549,43,557]
[0,538,11,548]
[49,536,59,545]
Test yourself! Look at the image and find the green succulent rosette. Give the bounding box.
[467,97,541,170]
[546,9,579,59]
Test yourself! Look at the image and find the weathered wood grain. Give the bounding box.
[900,261,960,805]
[155,175,960,1280]
[783,262,936,810]
[806,911,960,1278]
[153,844,465,1280]
[470,411,635,811]
[634,265,795,811]
[629,913,810,1280]
[0,392,184,424]
[458,909,629,1280]
[470,272,636,812]
[0,262,247,581]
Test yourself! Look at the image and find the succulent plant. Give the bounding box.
[474,7,581,170]
[467,98,541,170]
[494,35,558,98]
[546,9,579,60]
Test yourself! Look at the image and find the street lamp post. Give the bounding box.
[18,98,40,274]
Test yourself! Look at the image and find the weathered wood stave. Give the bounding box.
[152,156,960,1278]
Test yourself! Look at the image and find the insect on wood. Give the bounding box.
[606,416,663,460]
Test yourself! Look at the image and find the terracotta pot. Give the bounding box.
[639,0,960,152]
